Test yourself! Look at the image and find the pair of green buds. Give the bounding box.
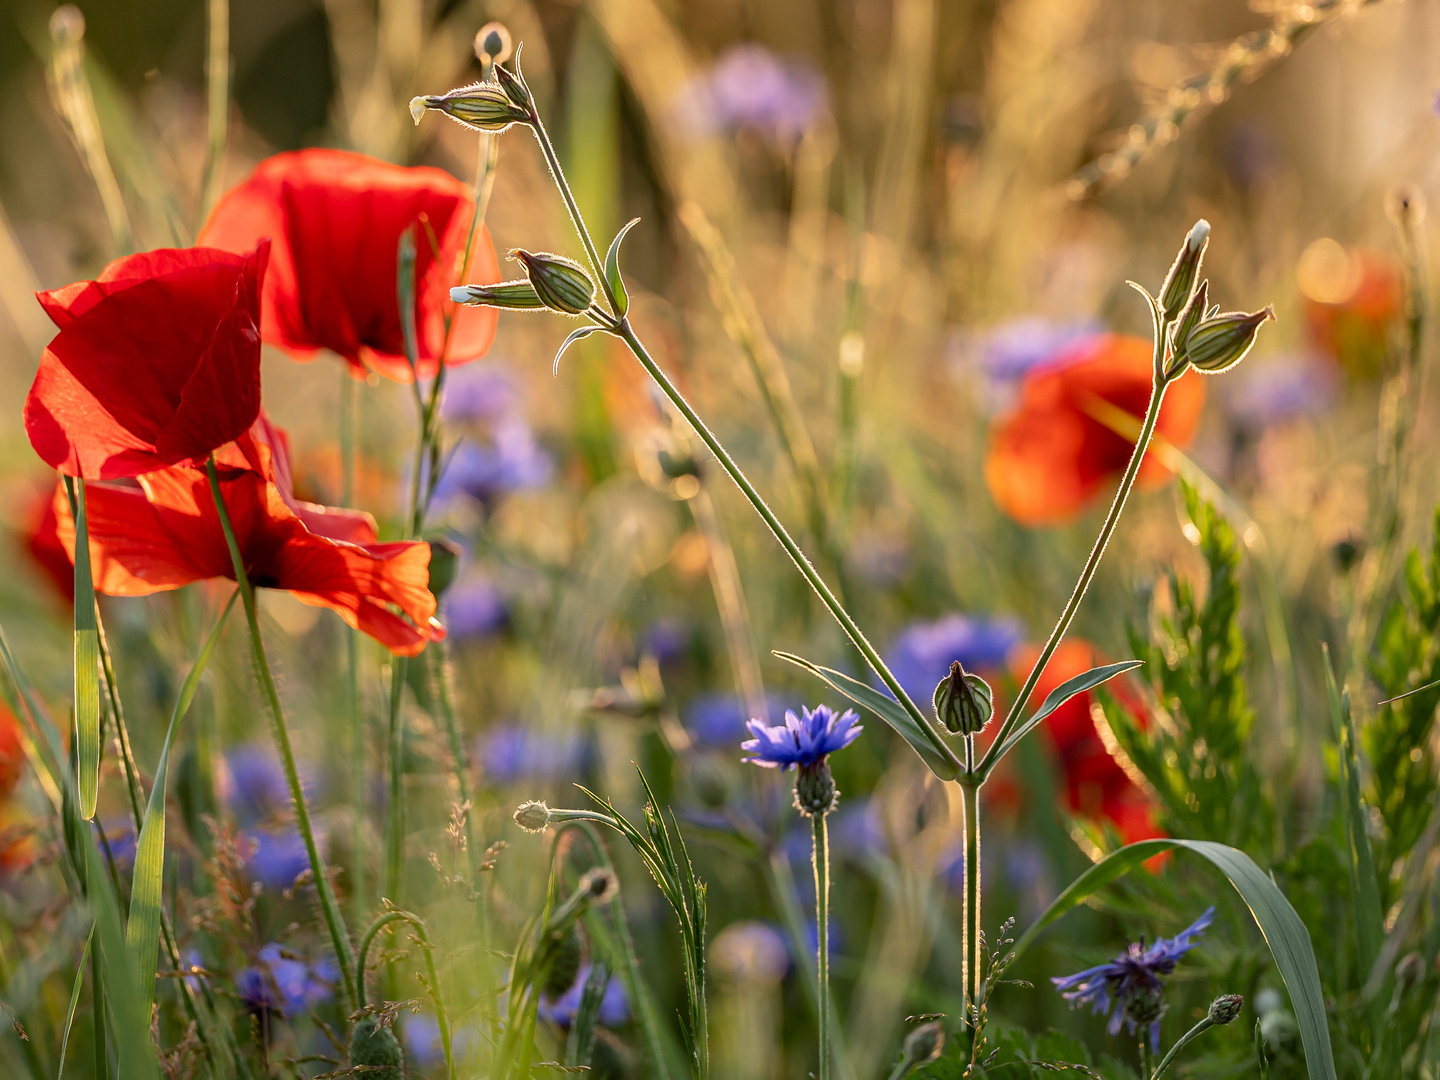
[451,249,597,317]
[1159,220,1274,380]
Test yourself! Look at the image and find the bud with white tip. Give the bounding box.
[1159,219,1211,322]
[411,82,529,132]
[451,281,546,310]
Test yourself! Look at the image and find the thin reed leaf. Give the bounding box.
[56,926,92,1080]
[63,477,100,821]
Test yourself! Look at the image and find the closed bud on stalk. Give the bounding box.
[1166,279,1209,377]
[1208,994,1244,1026]
[1182,306,1274,374]
[425,537,461,598]
[410,82,529,132]
[349,1016,404,1073]
[493,50,531,110]
[543,926,584,998]
[1160,219,1211,321]
[580,866,620,904]
[514,800,552,833]
[510,249,596,316]
[901,1021,945,1067]
[794,761,838,817]
[450,281,545,310]
[474,22,513,65]
[1123,983,1167,1027]
[933,662,993,735]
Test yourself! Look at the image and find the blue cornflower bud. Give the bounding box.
[514,800,552,833]
[900,1021,945,1067]
[349,1015,404,1073]
[473,22,513,65]
[509,249,596,316]
[1208,994,1244,1026]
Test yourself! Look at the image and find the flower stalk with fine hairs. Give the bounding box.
[742,705,861,1080]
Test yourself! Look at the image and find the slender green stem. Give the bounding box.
[197,0,228,222]
[960,775,981,1012]
[385,656,407,907]
[204,457,356,1009]
[91,941,108,1080]
[979,357,1173,777]
[813,811,831,1080]
[524,110,611,311]
[1150,1016,1213,1079]
[357,909,456,1080]
[616,322,957,772]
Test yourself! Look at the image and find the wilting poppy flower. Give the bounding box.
[24,244,269,480]
[50,415,441,656]
[1298,240,1401,378]
[984,334,1205,526]
[200,148,500,381]
[1010,640,1161,845]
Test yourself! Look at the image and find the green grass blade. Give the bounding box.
[57,925,93,1080]
[989,660,1144,767]
[126,590,237,1018]
[773,651,961,779]
[1010,838,1336,1080]
[64,478,100,820]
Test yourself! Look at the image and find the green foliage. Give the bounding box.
[1101,480,1274,856]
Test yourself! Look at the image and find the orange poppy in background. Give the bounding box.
[1298,241,1402,378]
[1010,639,1162,846]
[984,334,1205,526]
[50,415,442,656]
[200,148,501,382]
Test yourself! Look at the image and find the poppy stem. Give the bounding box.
[976,312,1176,780]
[204,455,357,1010]
[812,809,831,1080]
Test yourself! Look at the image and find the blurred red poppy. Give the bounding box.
[1299,242,1402,378]
[1010,639,1162,846]
[24,244,269,481]
[0,705,23,800]
[23,484,76,604]
[50,415,442,656]
[200,148,501,382]
[984,334,1205,526]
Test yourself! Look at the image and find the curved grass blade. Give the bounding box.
[774,651,961,780]
[553,324,604,374]
[1010,838,1336,1080]
[57,926,93,1080]
[63,478,100,820]
[603,217,640,317]
[987,660,1144,770]
[126,589,238,1018]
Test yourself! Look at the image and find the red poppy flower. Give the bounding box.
[984,334,1205,526]
[199,148,501,382]
[24,244,269,481]
[1299,242,1402,379]
[0,705,22,800]
[1010,640,1162,845]
[23,483,76,604]
[50,415,442,656]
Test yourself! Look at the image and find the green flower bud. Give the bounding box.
[410,82,528,132]
[901,1021,945,1067]
[794,761,838,817]
[543,926,584,998]
[349,1016,404,1074]
[493,52,531,110]
[450,280,546,309]
[579,866,619,904]
[1181,305,1275,374]
[1123,983,1167,1028]
[1166,279,1209,376]
[473,22,513,65]
[1159,219,1211,321]
[1208,993,1244,1026]
[510,249,596,316]
[514,800,552,833]
[425,537,461,598]
[933,662,994,736]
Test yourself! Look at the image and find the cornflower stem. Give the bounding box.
[204,456,357,1010]
[812,809,832,1080]
[960,766,982,1013]
[385,656,407,908]
[615,320,957,771]
[1150,1016,1214,1079]
[977,331,1175,778]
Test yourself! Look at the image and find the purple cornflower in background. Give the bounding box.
[403,1014,482,1069]
[431,422,553,507]
[1052,907,1215,1051]
[1223,353,1337,428]
[442,575,508,640]
[685,693,794,749]
[241,828,313,892]
[953,318,1100,414]
[1222,120,1281,189]
[885,614,1023,705]
[476,723,588,784]
[640,617,691,664]
[537,964,630,1028]
[783,798,885,866]
[674,43,828,143]
[94,820,136,871]
[222,745,296,824]
[442,363,520,424]
[236,943,338,1016]
[742,705,861,770]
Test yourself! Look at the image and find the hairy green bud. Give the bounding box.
[1165,279,1209,377]
[349,1016,404,1074]
[411,82,528,132]
[1208,994,1244,1026]
[493,53,531,110]
[510,249,596,316]
[1182,305,1274,374]
[933,662,994,735]
[794,761,837,817]
[543,926,584,998]
[1159,219,1211,321]
[450,281,546,310]
[901,1021,945,1067]
[514,800,552,833]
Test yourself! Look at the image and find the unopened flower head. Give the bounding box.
[901,1021,945,1066]
[509,249,596,316]
[514,800,552,833]
[580,866,619,904]
[1181,306,1275,374]
[933,661,994,735]
[450,281,546,310]
[1207,994,1244,1026]
[1052,906,1214,1051]
[411,81,529,132]
[1159,219,1211,321]
[474,22,513,65]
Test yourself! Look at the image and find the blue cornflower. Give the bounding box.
[686,693,794,749]
[741,705,861,771]
[236,943,337,1017]
[441,364,520,425]
[476,723,589,784]
[884,614,1023,706]
[1051,907,1215,1051]
[537,964,629,1028]
[675,43,828,144]
[443,576,508,640]
[241,827,313,892]
[431,422,553,507]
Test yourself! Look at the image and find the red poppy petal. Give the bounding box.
[53,478,208,595]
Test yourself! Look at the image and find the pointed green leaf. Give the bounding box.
[604,218,640,318]
[126,591,236,1017]
[990,660,1144,765]
[57,926,93,1080]
[1011,838,1336,1080]
[553,324,603,374]
[65,477,100,820]
[773,651,962,780]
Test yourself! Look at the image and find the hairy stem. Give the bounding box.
[813,811,832,1080]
